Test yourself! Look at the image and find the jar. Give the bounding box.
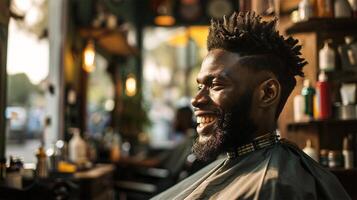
[328,150,343,168]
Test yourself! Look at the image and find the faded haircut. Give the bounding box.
[207,11,307,118]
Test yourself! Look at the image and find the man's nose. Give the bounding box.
[191,89,209,108]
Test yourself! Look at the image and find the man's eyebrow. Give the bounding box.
[196,72,228,84]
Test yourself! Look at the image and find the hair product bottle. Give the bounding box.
[338,36,357,70]
[316,71,331,119]
[69,128,87,165]
[302,79,315,120]
[342,135,354,169]
[294,94,307,122]
[319,39,336,72]
[299,0,313,20]
[303,139,319,161]
[317,0,334,17]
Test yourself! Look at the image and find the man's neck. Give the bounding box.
[252,124,277,139]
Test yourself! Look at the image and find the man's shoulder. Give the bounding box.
[270,139,332,176]
[262,140,351,200]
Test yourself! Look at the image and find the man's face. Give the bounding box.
[191,49,257,161]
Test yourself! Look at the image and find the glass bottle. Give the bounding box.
[342,135,354,169]
[36,146,48,178]
[301,79,316,120]
[317,0,334,17]
[299,0,314,21]
[69,128,87,164]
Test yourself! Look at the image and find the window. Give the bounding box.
[6,0,49,163]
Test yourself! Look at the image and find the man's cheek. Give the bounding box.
[214,93,236,111]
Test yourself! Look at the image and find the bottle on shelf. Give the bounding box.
[317,0,334,17]
[338,36,357,70]
[319,39,336,72]
[110,133,121,162]
[301,79,315,120]
[342,135,354,169]
[334,0,352,18]
[294,94,308,122]
[48,141,63,172]
[316,71,331,119]
[299,0,314,21]
[69,128,87,165]
[320,149,329,167]
[35,117,50,178]
[338,83,356,120]
[349,0,357,17]
[303,139,319,161]
[328,150,343,168]
[36,146,48,178]
[345,37,357,66]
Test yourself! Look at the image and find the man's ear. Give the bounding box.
[258,78,280,108]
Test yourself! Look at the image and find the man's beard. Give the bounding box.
[192,91,257,161]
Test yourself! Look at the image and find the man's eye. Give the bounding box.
[211,83,224,90]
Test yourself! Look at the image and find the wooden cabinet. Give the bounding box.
[279,18,357,150]
[279,18,357,199]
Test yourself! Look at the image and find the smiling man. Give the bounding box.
[152,11,350,200]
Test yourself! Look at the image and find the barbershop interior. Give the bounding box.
[0,0,357,199]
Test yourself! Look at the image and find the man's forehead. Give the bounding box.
[198,49,241,80]
[202,49,241,68]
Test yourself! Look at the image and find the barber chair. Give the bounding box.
[114,135,196,200]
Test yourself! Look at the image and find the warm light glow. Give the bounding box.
[125,74,137,97]
[83,40,95,73]
[168,26,208,47]
[154,15,175,26]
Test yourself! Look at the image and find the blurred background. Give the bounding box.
[0,0,357,199]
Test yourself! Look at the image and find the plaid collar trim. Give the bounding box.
[227,132,280,159]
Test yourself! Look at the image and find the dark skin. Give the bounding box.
[191,49,281,144]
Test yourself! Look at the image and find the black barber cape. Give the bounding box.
[152,141,351,200]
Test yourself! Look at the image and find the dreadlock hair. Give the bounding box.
[207,11,307,118]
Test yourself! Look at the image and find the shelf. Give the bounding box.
[330,168,357,173]
[79,28,138,57]
[326,70,357,83]
[286,18,357,35]
[287,119,357,131]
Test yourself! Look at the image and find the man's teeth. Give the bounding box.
[197,116,215,124]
